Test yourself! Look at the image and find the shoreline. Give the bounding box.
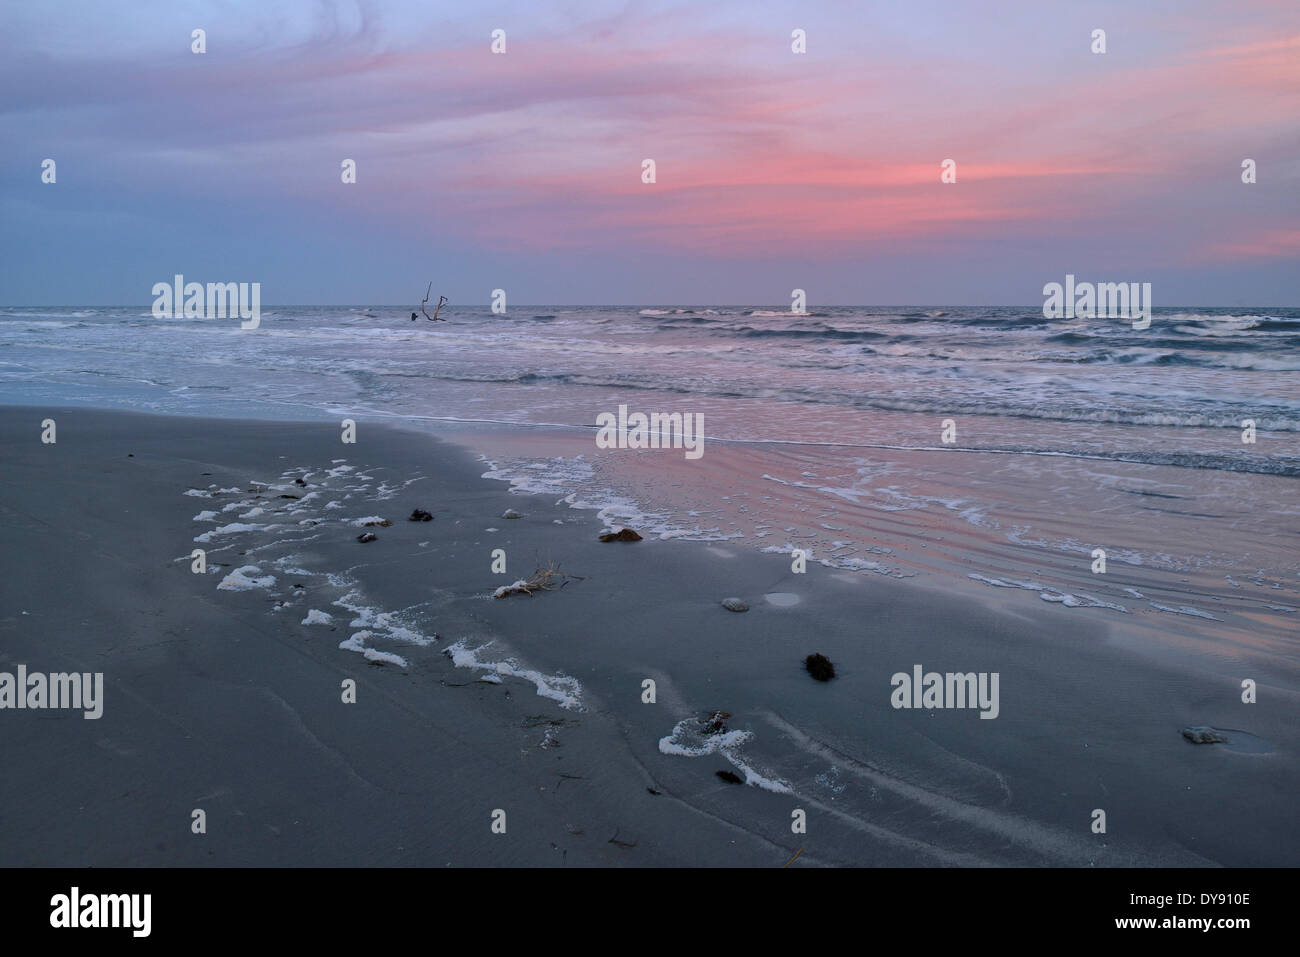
[5,392,1294,662]
[1,405,1297,866]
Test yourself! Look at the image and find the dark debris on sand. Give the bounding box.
[408,508,433,522]
[1181,726,1228,744]
[715,770,743,785]
[599,528,642,542]
[700,710,731,735]
[805,653,835,681]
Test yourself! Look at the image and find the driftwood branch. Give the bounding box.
[420,283,448,321]
[492,555,583,598]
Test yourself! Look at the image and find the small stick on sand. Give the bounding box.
[608,829,637,849]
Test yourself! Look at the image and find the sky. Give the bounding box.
[1,0,1297,306]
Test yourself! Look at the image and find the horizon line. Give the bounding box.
[4,303,1297,311]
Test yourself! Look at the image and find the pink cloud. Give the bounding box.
[14,7,1294,267]
[1205,228,1300,262]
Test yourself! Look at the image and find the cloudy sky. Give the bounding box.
[2,0,1297,305]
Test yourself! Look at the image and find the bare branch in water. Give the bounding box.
[420,283,448,321]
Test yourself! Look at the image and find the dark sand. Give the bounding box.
[1,407,1296,866]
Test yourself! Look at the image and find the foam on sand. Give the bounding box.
[301,609,333,626]
[657,717,792,793]
[1148,602,1223,621]
[194,522,272,543]
[334,591,433,646]
[338,631,408,667]
[967,574,1127,612]
[480,453,737,543]
[217,565,276,591]
[444,639,582,710]
[761,542,898,577]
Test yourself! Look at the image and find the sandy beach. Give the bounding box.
[2,405,1295,867]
